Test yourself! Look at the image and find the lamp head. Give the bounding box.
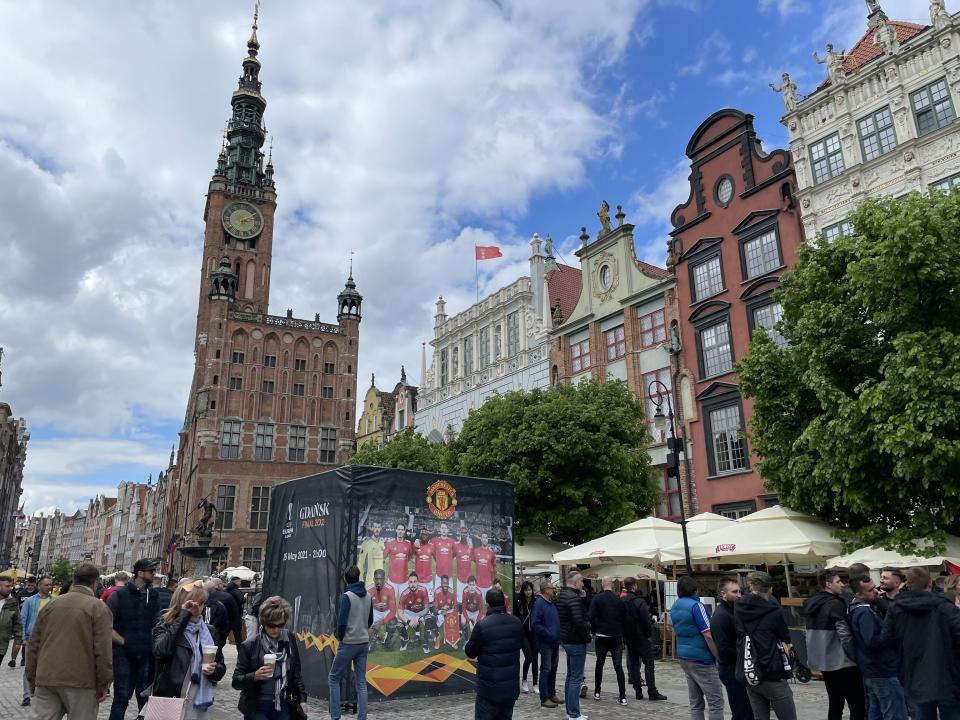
[653,405,667,432]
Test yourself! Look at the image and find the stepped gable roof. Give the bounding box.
[546,263,581,323]
[817,20,926,90]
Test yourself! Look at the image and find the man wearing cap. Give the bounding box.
[106,559,160,720]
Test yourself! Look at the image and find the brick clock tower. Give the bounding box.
[167,10,362,576]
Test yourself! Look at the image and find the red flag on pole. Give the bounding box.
[475,245,502,260]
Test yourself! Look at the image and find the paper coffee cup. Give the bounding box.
[202,645,217,664]
[264,653,277,667]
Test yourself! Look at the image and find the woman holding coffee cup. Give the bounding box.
[233,595,308,720]
[151,579,227,718]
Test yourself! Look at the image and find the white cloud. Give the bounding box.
[758,0,809,17]
[629,158,692,265]
[0,0,651,510]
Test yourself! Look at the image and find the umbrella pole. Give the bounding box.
[783,554,793,598]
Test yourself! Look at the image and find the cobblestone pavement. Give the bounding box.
[0,646,833,720]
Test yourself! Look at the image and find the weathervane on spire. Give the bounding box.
[349,249,355,277]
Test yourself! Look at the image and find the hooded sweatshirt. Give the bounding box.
[336,581,373,644]
[880,589,960,704]
[803,590,855,672]
[847,597,897,679]
[734,592,792,681]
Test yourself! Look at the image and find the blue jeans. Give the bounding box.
[563,643,586,719]
[914,701,960,720]
[538,642,559,702]
[254,702,291,720]
[863,677,906,720]
[475,695,515,720]
[109,650,151,720]
[328,642,368,720]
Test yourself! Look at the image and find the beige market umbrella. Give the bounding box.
[553,516,681,565]
[583,563,667,582]
[827,536,960,569]
[515,534,569,565]
[684,512,735,536]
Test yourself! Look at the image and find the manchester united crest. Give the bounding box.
[426,478,458,519]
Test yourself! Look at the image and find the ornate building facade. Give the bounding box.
[548,206,693,520]
[0,400,28,568]
[167,12,361,574]
[415,235,580,441]
[668,109,804,518]
[356,378,395,450]
[776,1,960,240]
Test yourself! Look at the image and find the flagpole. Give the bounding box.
[475,245,479,303]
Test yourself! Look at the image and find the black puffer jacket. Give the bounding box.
[109,582,161,657]
[233,630,307,720]
[556,587,591,644]
[710,599,738,668]
[464,605,523,704]
[588,590,625,638]
[622,591,653,649]
[152,612,226,698]
[881,589,960,704]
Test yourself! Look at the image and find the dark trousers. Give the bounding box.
[594,635,626,699]
[626,639,659,693]
[538,641,559,702]
[475,695,515,720]
[109,650,151,720]
[719,664,757,720]
[255,702,292,720]
[823,667,866,720]
[521,632,538,684]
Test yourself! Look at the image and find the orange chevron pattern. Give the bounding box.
[296,632,477,697]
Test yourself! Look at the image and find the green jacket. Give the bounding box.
[0,595,23,648]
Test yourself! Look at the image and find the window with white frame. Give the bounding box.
[700,321,733,377]
[810,132,845,184]
[692,256,724,301]
[713,501,755,520]
[753,302,787,349]
[242,547,263,572]
[288,425,306,461]
[823,219,854,243]
[743,230,781,279]
[320,428,337,463]
[254,423,274,460]
[709,404,748,475]
[605,325,626,361]
[571,339,590,372]
[912,78,956,136]
[858,106,897,161]
[639,308,666,347]
[220,421,241,459]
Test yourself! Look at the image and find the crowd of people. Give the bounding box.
[671,566,960,720]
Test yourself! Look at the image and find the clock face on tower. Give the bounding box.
[221,201,264,239]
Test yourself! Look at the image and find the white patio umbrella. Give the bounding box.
[583,563,667,582]
[684,512,735,536]
[223,566,256,582]
[553,516,681,565]
[827,535,960,569]
[515,534,569,565]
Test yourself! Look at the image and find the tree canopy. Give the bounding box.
[737,191,960,552]
[50,558,73,586]
[348,427,445,472]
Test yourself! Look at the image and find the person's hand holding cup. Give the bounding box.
[255,653,277,680]
[202,645,217,675]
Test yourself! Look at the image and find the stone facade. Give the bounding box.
[0,401,28,568]
[415,235,568,441]
[779,2,960,240]
[668,108,805,518]
[548,206,694,520]
[166,14,361,576]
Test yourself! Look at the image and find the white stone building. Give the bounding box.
[415,235,581,441]
[777,1,960,240]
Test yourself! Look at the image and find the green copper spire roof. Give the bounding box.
[218,3,270,188]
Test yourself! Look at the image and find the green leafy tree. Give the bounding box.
[738,191,960,552]
[50,558,73,586]
[449,380,660,545]
[348,427,446,472]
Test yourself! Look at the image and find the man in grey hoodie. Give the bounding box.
[329,565,373,720]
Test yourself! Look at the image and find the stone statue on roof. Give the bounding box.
[865,0,881,13]
[597,200,612,234]
[769,72,798,112]
[873,16,900,55]
[813,44,845,84]
[931,0,950,31]
[544,234,554,258]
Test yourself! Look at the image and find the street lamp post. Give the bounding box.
[648,378,693,575]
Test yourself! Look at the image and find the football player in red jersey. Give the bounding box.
[460,575,485,641]
[473,531,497,595]
[367,569,398,650]
[384,523,413,599]
[429,522,457,598]
[454,528,474,603]
[397,572,431,652]
[412,527,436,600]
[432,574,458,650]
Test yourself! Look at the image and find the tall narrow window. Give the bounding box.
[463,335,474,376]
[214,485,236,529]
[639,309,666,347]
[254,423,274,460]
[604,325,626,360]
[440,348,449,386]
[571,339,591,372]
[479,327,490,368]
[742,229,781,279]
[709,405,748,474]
[320,428,337,463]
[753,302,787,349]
[220,421,241,459]
[494,325,502,360]
[288,425,306,461]
[249,486,270,530]
[506,312,520,357]
[700,321,733,377]
[692,257,724,301]
[452,347,459,379]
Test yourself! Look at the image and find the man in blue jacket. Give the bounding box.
[673,576,724,720]
[532,579,562,708]
[20,575,54,707]
[848,575,906,720]
[465,587,523,720]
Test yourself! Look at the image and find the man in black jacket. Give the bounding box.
[210,577,243,648]
[710,577,751,720]
[202,579,231,647]
[734,572,798,720]
[464,588,523,720]
[226,576,247,617]
[588,577,627,703]
[622,577,666,701]
[881,566,960,720]
[557,571,590,720]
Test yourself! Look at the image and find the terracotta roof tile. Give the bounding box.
[546,264,581,326]
[817,20,926,90]
[637,260,671,280]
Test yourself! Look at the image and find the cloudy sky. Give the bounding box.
[0,0,933,514]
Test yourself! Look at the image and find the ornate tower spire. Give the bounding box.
[219,2,270,188]
[337,272,363,321]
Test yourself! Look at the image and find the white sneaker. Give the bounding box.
[522,680,530,693]
[567,715,589,720]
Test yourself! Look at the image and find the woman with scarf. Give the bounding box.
[513,580,539,693]
[233,595,308,720]
[151,579,227,717]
